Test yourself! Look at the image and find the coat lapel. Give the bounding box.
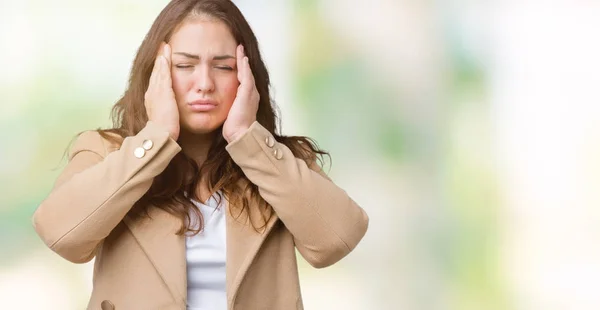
[225,198,279,306]
[123,191,279,309]
[123,207,187,307]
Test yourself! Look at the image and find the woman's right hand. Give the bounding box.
[145,42,180,141]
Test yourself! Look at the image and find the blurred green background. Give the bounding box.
[2,1,600,309]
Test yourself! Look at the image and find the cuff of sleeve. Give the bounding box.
[225,121,269,161]
[140,121,181,153]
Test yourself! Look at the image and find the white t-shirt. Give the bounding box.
[186,192,227,310]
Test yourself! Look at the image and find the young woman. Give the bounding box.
[32,0,369,309]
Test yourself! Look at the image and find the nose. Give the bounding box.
[192,64,215,93]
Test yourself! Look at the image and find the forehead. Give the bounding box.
[169,19,237,54]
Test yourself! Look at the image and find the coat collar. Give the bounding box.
[123,194,279,307]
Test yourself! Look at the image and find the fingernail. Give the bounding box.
[163,44,169,56]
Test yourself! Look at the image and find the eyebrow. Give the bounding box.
[173,52,235,61]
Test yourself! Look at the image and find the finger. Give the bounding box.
[240,56,249,87]
[237,44,244,61]
[154,41,167,78]
[159,55,171,83]
[237,46,250,84]
[243,56,255,85]
[238,56,256,96]
[239,46,254,84]
[153,42,167,78]
[157,42,166,57]
[163,43,171,68]
[236,45,245,81]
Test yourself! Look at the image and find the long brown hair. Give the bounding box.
[96,0,328,235]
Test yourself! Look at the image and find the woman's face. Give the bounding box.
[168,18,239,136]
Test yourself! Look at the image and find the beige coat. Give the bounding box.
[32,121,369,310]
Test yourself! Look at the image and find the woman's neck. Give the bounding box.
[177,130,216,167]
[177,129,217,202]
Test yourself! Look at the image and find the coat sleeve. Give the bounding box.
[225,121,369,268]
[32,121,181,263]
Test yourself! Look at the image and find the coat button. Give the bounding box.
[273,148,283,160]
[142,139,153,150]
[100,300,115,310]
[265,136,275,148]
[134,147,145,158]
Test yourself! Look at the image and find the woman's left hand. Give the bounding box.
[223,44,259,143]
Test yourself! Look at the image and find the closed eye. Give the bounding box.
[175,64,193,69]
[216,66,233,71]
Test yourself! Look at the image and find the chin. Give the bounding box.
[181,116,224,136]
[182,123,220,135]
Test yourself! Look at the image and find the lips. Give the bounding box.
[188,99,217,112]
